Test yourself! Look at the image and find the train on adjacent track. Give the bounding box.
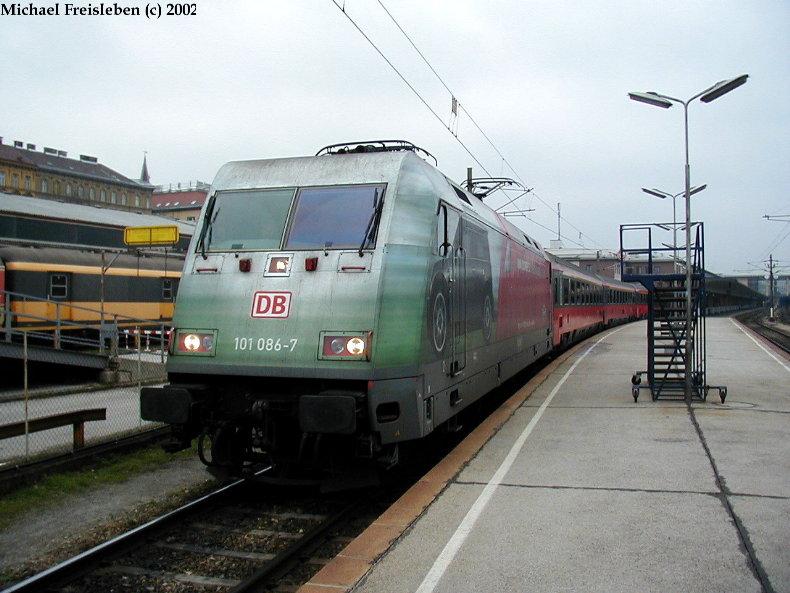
[0,245,182,330]
[140,141,646,476]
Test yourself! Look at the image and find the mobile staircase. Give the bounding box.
[620,222,726,403]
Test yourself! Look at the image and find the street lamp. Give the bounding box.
[629,74,748,401]
[641,185,707,273]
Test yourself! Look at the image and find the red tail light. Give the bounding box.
[305,257,318,272]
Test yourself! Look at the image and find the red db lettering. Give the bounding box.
[251,291,291,318]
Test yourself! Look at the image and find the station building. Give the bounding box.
[546,246,676,279]
[0,136,153,214]
[151,181,209,222]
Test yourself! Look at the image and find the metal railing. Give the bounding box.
[0,289,172,467]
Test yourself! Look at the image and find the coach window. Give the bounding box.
[162,279,174,301]
[49,274,69,300]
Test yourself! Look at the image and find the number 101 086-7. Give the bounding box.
[233,337,298,352]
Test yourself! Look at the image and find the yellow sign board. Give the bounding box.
[124,225,180,246]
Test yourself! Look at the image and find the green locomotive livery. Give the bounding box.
[141,141,552,472]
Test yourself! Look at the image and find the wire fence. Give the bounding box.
[0,298,170,468]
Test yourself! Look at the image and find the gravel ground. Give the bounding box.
[0,455,216,581]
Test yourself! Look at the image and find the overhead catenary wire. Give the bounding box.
[329,0,492,177]
[373,0,606,250]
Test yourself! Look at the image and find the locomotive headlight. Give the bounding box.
[175,330,217,356]
[183,334,201,351]
[320,332,372,361]
[347,337,365,355]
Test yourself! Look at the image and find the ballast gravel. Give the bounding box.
[0,455,216,583]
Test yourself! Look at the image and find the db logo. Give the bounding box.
[251,291,292,318]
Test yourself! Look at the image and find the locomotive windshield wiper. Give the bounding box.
[196,194,217,260]
[358,189,383,257]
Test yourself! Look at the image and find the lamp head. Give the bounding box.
[700,74,748,103]
[628,92,673,109]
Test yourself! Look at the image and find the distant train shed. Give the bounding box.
[0,192,195,252]
[706,274,764,315]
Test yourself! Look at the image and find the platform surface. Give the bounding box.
[355,318,789,593]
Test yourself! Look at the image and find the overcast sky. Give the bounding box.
[1,0,787,274]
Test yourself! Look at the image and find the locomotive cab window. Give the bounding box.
[201,188,295,252]
[49,273,69,300]
[285,184,385,250]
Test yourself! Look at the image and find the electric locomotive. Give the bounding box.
[141,141,555,472]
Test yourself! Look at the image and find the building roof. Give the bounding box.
[152,189,208,211]
[546,247,675,263]
[0,192,195,235]
[0,143,147,190]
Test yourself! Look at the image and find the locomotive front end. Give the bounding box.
[141,154,407,472]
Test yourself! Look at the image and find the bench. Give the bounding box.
[0,408,107,451]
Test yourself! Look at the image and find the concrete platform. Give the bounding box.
[300,318,789,593]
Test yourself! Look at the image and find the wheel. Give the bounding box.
[631,374,641,385]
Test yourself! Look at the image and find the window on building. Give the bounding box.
[121,192,127,205]
[134,194,140,207]
[100,189,106,202]
[77,185,84,198]
[24,176,31,191]
[49,273,69,300]
[41,178,48,193]
[145,197,150,208]
[53,181,61,195]
[11,173,19,189]
[89,187,95,200]
[111,191,117,204]
[0,172,5,187]
[65,183,72,196]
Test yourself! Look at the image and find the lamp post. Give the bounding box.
[629,74,748,401]
[642,185,707,273]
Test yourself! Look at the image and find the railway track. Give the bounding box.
[735,309,790,354]
[2,324,566,593]
[3,467,398,593]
